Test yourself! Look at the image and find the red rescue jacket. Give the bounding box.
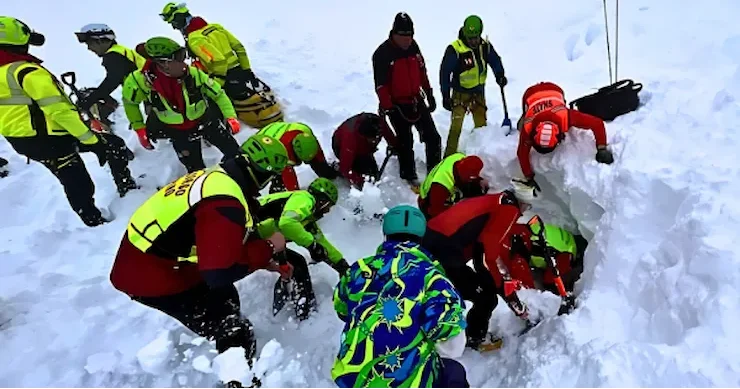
[517,82,608,178]
[332,113,398,187]
[372,37,432,107]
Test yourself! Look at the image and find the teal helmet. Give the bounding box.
[382,205,426,238]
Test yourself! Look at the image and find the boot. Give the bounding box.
[466,333,503,352]
[114,173,139,197]
[75,206,109,227]
[0,157,8,178]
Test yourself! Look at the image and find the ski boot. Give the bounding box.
[0,157,8,178]
[75,206,110,227]
[466,333,503,352]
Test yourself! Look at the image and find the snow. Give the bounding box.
[2,0,740,387]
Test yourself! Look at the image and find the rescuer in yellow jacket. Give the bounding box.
[160,3,258,101]
[121,37,243,173]
[0,16,137,227]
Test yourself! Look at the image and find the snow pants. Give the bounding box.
[387,101,441,181]
[444,91,487,157]
[163,118,241,173]
[133,282,257,359]
[434,358,470,388]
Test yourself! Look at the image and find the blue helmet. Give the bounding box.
[382,205,426,238]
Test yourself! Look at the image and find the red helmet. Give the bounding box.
[453,155,483,183]
[533,121,563,153]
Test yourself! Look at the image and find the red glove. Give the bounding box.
[135,128,154,150]
[226,118,241,134]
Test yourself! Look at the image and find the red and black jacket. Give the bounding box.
[332,113,398,187]
[372,37,432,107]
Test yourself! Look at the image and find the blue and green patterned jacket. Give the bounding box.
[331,240,466,388]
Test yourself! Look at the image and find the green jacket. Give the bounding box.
[121,65,236,130]
[256,190,343,264]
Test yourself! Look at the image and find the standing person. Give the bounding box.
[372,12,441,188]
[257,121,337,192]
[332,112,398,190]
[122,37,243,172]
[422,191,533,351]
[0,17,137,226]
[439,15,507,156]
[110,135,291,387]
[332,205,469,388]
[515,81,614,195]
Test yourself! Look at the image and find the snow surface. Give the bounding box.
[2,0,740,386]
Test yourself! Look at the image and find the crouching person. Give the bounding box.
[332,205,469,388]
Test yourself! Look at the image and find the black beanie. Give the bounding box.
[392,12,414,35]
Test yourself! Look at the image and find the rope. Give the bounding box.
[603,0,613,84]
[615,0,620,81]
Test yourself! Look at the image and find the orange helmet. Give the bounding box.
[533,121,564,153]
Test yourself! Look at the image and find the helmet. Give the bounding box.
[292,133,319,162]
[240,135,289,174]
[144,36,183,59]
[0,16,45,46]
[533,121,563,153]
[463,15,483,38]
[453,155,484,183]
[510,179,537,203]
[160,2,189,22]
[75,23,115,43]
[308,177,338,205]
[382,205,427,238]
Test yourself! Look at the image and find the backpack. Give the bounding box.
[569,79,643,122]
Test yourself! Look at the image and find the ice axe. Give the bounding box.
[500,86,514,136]
[526,215,576,315]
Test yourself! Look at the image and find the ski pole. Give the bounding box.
[500,86,514,136]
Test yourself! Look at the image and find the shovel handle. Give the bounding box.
[60,72,77,88]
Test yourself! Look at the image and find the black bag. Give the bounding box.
[569,79,643,121]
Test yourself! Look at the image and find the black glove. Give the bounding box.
[244,68,257,83]
[386,146,397,156]
[330,258,351,275]
[496,74,508,87]
[269,176,286,194]
[425,90,436,112]
[442,95,452,111]
[78,97,95,112]
[307,241,328,261]
[596,147,614,164]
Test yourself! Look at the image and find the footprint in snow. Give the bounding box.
[584,23,602,46]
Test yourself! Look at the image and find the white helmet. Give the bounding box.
[75,23,116,43]
[510,178,537,203]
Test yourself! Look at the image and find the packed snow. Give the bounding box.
[2,0,740,386]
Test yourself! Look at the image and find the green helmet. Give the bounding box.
[382,205,426,238]
[308,177,338,205]
[144,36,183,58]
[462,15,483,38]
[292,132,319,162]
[160,2,189,23]
[240,134,289,174]
[0,16,45,46]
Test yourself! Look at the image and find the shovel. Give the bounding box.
[60,72,108,134]
[271,251,293,316]
[500,86,514,136]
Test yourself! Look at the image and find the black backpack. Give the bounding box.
[569,79,643,121]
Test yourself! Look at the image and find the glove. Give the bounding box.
[386,146,397,156]
[267,260,294,280]
[244,68,257,83]
[521,176,542,196]
[135,128,154,150]
[425,90,437,112]
[596,146,614,164]
[226,117,241,135]
[442,95,452,111]
[331,258,351,275]
[307,241,328,261]
[496,74,508,87]
[269,177,287,194]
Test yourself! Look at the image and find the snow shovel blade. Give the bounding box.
[503,118,514,136]
[557,293,576,316]
[272,278,291,316]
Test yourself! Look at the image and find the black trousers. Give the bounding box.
[164,119,241,173]
[387,101,441,180]
[439,253,498,342]
[435,358,470,388]
[78,132,135,190]
[134,283,256,358]
[37,152,101,225]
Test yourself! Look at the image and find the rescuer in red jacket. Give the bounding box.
[332,112,398,189]
[422,191,532,351]
[516,82,615,195]
[372,12,441,187]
